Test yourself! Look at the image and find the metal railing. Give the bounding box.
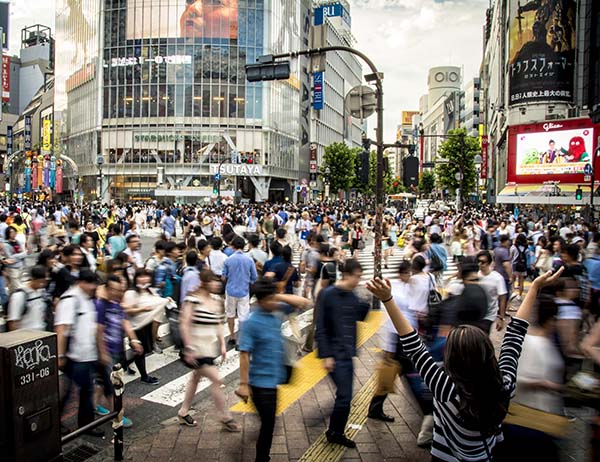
[61,364,125,461]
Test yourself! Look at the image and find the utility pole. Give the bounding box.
[248,46,385,279]
[591,138,599,221]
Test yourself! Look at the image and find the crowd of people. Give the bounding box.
[1,198,599,461]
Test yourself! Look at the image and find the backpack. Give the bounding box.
[165,299,183,349]
[515,246,527,273]
[11,288,54,332]
[421,274,444,340]
[428,247,444,272]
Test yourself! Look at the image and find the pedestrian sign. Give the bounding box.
[214,173,221,181]
[584,163,593,176]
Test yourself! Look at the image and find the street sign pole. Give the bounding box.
[591,137,599,221]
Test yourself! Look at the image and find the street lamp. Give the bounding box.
[474,154,482,203]
[96,154,104,202]
[324,167,331,201]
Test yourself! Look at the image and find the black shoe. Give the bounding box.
[326,431,356,448]
[227,338,236,349]
[141,375,160,385]
[83,428,105,438]
[368,411,395,423]
[126,367,136,375]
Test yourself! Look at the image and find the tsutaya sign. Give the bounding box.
[210,164,264,176]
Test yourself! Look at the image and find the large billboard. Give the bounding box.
[0,2,8,49]
[126,0,239,40]
[508,0,576,106]
[507,119,600,184]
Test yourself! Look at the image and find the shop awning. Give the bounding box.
[497,183,593,205]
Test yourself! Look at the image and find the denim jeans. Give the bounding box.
[60,360,96,428]
[328,358,353,435]
[251,386,278,462]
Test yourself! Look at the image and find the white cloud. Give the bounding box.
[348,0,488,140]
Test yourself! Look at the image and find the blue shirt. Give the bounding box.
[585,255,600,290]
[239,304,293,388]
[263,255,283,275]
[95,299,125,356]
[222,250,257,298]
[162,215,176,235]
[180,266,200,300]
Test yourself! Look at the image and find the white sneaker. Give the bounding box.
[417,414,434,447]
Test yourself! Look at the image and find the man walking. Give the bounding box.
[316,259,370,447]
[222,236,257,348]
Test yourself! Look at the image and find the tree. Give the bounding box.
[419,170,435,196]
[434,128,480,201]
[322,142,359,195]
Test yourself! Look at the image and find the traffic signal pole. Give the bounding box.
[266,46,385,279]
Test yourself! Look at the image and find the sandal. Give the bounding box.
[178,414,197,427]
[221,418,241,432]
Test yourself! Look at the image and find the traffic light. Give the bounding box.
[575,187,583,201]
[383,157,389,172]
[213,180,220,195]
[359,150,370,183]
[245,60,291,82]
[408,144,416,155]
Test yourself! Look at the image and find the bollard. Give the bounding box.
[110,363,124,462]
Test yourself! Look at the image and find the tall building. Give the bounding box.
[461,78,481,138]
[310,0,363,191]
[418,66,462,166]
[54,0,314,203]
[480,0,598,206]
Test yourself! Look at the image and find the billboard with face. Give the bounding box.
[508,0,577,106]
[126,0,238,40]
[507,119,599,183]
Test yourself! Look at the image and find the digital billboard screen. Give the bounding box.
[508,119,599,184]
[126,0,239,40]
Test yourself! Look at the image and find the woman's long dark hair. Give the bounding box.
[444,325,509,436]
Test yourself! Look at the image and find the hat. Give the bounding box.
[202,216,213,225]
[572,236,584,245]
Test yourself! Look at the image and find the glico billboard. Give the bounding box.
[507,118,600,184]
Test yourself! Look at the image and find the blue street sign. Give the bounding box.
[314,3,351,26]
[214,173,221,181]
[584,163,593,175]
[313,72,324,110]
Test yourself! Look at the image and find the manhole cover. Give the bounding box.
[63,444,100,462]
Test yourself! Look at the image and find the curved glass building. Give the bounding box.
[55,0,312,202]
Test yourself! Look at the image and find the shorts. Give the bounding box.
[225,294,250,322]
[180,353,216,369]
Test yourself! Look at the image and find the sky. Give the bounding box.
[5,0,489,141]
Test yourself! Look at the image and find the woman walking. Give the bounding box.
[177,269,240,431]
[366,267,563,462]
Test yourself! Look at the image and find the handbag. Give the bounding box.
[503,402,571,438]
[358,238,366,250]
[375,356,402,395]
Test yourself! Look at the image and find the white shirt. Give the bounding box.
[478,270,508,321]
[54,286,98,362]
[383,280,417,352]
[408,273,432,315]
[208,249,227,276]
[514,334,564,414]
[7,287,48,330]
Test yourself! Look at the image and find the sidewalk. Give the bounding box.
[118,319,430,462]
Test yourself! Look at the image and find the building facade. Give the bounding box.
[480,0,600,206]
[55,0,314,203]
[309,0,363,189]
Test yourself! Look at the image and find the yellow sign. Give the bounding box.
[401,110,419,126]
[42,119,52,152]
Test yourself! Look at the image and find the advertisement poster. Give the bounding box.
[516,126,592,176]
[508,0,576,105]
[126,0,238,40]
[42,119,52,152]
[508,119,599,184]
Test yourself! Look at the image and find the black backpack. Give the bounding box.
[165,300,183,349]
[515,246,527,273]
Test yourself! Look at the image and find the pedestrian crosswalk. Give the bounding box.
[124,247,460,410]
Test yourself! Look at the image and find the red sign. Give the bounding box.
[481,135,488,179]
[507,118,600,184]
[2,55,10,102]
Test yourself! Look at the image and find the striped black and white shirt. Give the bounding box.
[398,317,529,462]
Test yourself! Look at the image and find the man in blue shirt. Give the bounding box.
[222,236,258,347]
[161,210,176,239]
[236,279,309,462]
[584,238,600,315]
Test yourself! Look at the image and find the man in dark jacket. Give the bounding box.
[316,259,370,448]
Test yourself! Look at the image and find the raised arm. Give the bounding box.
[366,278,455,402]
